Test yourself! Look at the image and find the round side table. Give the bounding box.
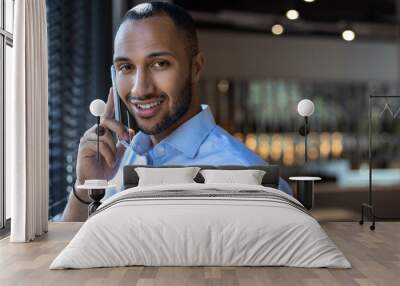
[289,177,321,210]
[76,183,115,216]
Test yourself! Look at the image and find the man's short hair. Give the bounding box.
[120,1,199,58]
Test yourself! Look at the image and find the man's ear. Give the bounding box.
[191,52,205,84]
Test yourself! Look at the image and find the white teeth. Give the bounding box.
[136,100,162,110]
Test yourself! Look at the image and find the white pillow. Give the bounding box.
[135,167,201,186]
[200,169,266,185]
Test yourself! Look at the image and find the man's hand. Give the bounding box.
[62,88,134,222]
[76,87,135,184]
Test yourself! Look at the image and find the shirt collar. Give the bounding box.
[131,105,216,158]
[130,131,152,155]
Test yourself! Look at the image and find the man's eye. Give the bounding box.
[119,64,133,72]
[152,60,170,69]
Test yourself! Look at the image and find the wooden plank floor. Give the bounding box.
[0,222,399,286]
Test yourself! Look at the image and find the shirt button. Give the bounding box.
[156,146,165,156]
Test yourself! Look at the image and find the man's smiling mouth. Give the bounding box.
[135,99,163,110]
[129,95,165,118]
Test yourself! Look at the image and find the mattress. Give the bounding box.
[50,183,351,269]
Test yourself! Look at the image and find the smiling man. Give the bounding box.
[62,2,291,221]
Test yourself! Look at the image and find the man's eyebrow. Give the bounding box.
[113,51,176,63]
[147,51,176,58]
[113,56,131,63]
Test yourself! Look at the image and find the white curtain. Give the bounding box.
[7,0,49,242]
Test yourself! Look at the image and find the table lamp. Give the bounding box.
[80,99,109,215]
[292,99,318,210]
[297,99,315,162]
[89,99,106,162]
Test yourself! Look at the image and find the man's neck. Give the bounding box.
[150,103,202,145]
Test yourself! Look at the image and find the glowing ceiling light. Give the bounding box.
[286,9,299,20]
[304,0,315,3]
[271,24,284,35]
[342,29,355,41]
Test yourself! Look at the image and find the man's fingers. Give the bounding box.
[101,117,129,141]
[115,142,126,165]
[83,125,97,137]
[83,118,129,145]
[81,140,116,168]
[114,128,135,162]
[83,132,117,155]
[104,87,115,118]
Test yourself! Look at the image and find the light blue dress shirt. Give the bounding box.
[111,105,292,196]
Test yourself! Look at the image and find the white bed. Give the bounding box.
[50,183,351,269]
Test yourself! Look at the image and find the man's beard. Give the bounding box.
[135,73,192,135]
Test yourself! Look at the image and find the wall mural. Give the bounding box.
[46,2,400,221]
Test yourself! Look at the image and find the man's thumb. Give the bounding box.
[115,142,127,162]
[128,128,135,140]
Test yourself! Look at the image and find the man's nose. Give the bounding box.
[130,69,155,98]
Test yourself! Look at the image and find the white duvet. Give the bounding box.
[50,183,351,269]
